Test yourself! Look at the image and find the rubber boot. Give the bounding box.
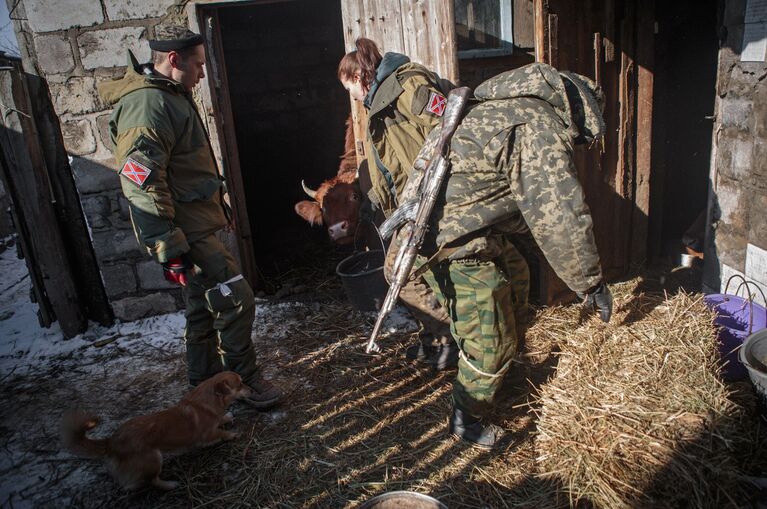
[448,407,505,450]
[428,337,459,370]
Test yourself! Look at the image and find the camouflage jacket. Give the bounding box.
[408,63,604,292]
[364,53,453,215]
[98,51,227,263]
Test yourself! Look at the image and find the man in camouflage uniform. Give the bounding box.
[98,26,283,409]
[392,62,613,448]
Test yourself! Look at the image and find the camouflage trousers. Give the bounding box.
[182,233,259,386]
[384,238,452,344]
[422,236,529,417]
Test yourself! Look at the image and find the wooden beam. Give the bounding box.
[617,9,636,200]
[534,0,548,62]
[631,0,655,265]
[616,0,637,274]
[548,12,559,68]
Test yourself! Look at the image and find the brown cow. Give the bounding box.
[294,116,363,245]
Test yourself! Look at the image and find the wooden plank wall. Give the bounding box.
[341,0,458,80]
[340,0,458,164]
[535,0,654,300]
[514,0,536,49]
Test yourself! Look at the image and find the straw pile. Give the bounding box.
[533,280,765,508]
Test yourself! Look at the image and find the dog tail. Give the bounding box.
[62,411,108,458]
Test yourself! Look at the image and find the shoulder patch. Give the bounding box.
[120,157,153,188]
[426,91,447,116]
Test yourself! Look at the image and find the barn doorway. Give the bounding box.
[650,0,720,263]
[205,0,351,291]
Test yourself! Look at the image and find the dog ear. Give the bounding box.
[214,380,232,397]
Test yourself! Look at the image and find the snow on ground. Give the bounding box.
[0,244,416,508]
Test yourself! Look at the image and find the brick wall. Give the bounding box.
[703,0,767,305]
[10,0,185,320]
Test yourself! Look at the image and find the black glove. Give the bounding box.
[577,282,613,323]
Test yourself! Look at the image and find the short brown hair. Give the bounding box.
[151,46,198,64]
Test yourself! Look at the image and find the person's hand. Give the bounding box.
[162,256,191,286]
[577,282,613,322]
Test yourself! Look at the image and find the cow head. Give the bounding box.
[295,172,362,245]
[295,113,363,245]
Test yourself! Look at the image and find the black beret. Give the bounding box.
[148,33,204,52]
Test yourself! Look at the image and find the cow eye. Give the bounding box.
[349,193,359,202]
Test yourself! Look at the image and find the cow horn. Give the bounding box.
[301,180,317,200]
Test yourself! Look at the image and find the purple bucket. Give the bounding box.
[704,293,767,381]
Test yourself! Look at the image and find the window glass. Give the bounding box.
[453,0,512,53]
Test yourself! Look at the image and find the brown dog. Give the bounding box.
[62,371,251,491]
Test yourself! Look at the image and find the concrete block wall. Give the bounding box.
[703,0,767,305]
[10,0,185,320]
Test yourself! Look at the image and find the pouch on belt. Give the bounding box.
[204,274,251,311]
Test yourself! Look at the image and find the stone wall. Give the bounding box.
[9,0,187,320]
[704,0,767,305]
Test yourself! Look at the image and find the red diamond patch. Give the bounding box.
[426,91,446,116]
[120,157,152,188]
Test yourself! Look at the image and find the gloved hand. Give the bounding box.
[162,256,191,286]
[577,282,613,323]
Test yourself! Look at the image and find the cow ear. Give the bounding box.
[295,201,323,226]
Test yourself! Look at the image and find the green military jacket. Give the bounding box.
[405,63,605,292]
[98,52,227,263]
[364,53,453,215]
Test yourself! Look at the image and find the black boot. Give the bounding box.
[405,341,431,361]
[448,408,504,450]
[428,338,459,370]
[405,335,438,362]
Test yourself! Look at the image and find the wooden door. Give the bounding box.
[198,8,259,289]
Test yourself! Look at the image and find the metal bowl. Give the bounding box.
[357,490,447,509]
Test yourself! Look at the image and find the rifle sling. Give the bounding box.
[410,246,460,280]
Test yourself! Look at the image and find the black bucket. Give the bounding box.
[336,249,388,311]
[335,222,388,312]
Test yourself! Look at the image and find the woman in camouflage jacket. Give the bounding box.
[338,38,457,370]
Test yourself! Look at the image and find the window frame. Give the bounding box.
[455,0,514,59]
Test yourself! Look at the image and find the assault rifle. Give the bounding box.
[366,87,472,354]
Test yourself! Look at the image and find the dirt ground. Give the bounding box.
[0,245,568,509]
[1,249,764,508]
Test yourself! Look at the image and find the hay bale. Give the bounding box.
[533,282,761,508]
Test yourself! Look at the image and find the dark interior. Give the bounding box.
[651,0,719,259]
[217,0,351,286]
